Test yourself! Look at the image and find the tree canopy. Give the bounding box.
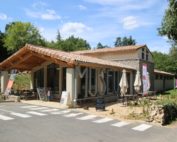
[55,35,90,51]
[0,31,10,62]
[158,0,177,44]
[4,21,46,52]
[114,36,136,47]
[152,51,177,75]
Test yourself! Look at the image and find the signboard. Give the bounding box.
[142,64,148,95]
[60,91,70,105]
[176,79,177,88]
[4,70,17,95]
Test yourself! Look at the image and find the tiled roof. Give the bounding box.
[0,44,135,71]
[26,44,135,70]
[73,45,146,55]
[154,69,175,76]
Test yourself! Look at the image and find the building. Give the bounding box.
[0,44,175,106]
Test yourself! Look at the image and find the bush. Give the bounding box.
[162,103,177,125]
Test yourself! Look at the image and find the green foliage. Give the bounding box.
[55,35,90,51]
[152,51,177,74]
[114,36,136,47]
[96,42,108,49]
[162,104,177,125]
[158,0,177,44]
[0,31,10,62]
[13,73,31,90]
[4,21,46,52]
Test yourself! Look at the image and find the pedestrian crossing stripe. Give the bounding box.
[21,105,38,108]
[64,112,83,117]
[77,115,97,120]
[51,110,71,115]
[93,117,113,123]
[111,121,130,127]
[40,109,59,112]
[11,112,31,118]
[28,107,49,110]
[0,114,14,120]
[132,124,152,131]
[27,111,47,116]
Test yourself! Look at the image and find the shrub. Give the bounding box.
[162,103,177,125]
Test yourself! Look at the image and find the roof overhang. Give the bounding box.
[0,44,135,72]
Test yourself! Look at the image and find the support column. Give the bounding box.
[66,68,76,106]
[0,71,9,93]
[130,71,134,94]
[30,71,34,90]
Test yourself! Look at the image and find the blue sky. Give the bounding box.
[0,0,171,53]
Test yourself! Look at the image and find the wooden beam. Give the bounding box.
[30,51,74,68]
[10,54,32,66]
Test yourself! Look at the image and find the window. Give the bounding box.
[142,48,145,60]
[34,68,44,89]
[146,50,149,61]
[47,63,59,93]
[155,74,159,80]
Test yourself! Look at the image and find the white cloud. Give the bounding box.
[78,5,87,10]
[41,9,61,20]
[0,13,8,20]
[38,26,57,41]
[26,9,61,20]
[60,22,92,38]
[85,0,159,11]
[32,1,47,9]
[121,16,152,30]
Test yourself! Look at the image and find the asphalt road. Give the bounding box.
[0,102,176,142]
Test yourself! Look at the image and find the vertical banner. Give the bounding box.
[4,70,17,95]
[142,64,148,95]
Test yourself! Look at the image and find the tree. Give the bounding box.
[96,42,104,49]
[0,31,10,62]
[152,51,177,74]
[114,36,136,47]
[56,30,61,41]
[158,0,177,44]
[56,35,90,51]
[4,22,46,52]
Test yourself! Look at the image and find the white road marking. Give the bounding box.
[132,124,152,131]
[11,112,31,118]
[51,110,71,115]
[93,117,113,123]
[27,111,47,116]
[21,105,38,108]
[64,112,83,117]
[40,109,59,112]
[28,107,48,110]
[111,121,130,127]
[0,114,14,120]
[77,115,97,120]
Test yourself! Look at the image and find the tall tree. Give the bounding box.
[96,42,105,49]
[152,51,177,74]
[0,31,10,62]
[4,21,46,52]
[158,0,177,45]
[56,35,90,51]
[56,30,61,41]
[114,36,136,47]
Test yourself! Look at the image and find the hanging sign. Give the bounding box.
[4,70,17,95]
[142,64,148,95]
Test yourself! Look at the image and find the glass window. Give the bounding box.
[47,63,59,93]
[146,50,149,61]
[142,48,145,60]
[34,68,44,89]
